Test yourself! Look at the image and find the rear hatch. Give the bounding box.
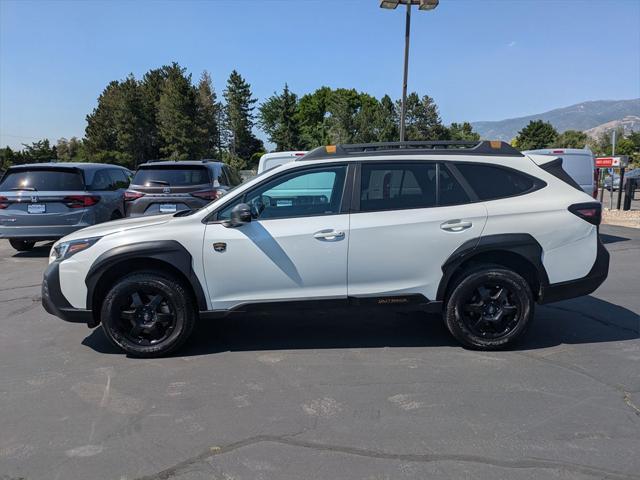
[0,167,93,227]
[127,164,217,215]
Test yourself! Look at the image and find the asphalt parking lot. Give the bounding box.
[1,225,638,480]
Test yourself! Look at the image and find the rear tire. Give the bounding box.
[100,271,196,357]
[9,239,36,252]
[444,266,534,350]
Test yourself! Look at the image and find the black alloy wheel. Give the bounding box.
[101,272,196,357]
[444,266,534,350]
[460,283,520,339]
[116,289,177,346]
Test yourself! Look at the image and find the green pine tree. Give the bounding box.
[195,71,221,158]
[402,93,448,141]
[448,122,480,142]
[258,84,301,151]
[157,63,199,160]
[223,70,262,163]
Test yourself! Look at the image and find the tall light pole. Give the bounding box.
[380,0,439,142]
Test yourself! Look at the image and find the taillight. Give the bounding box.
[568,202,601,226]
[190,189,225,200]
[592,169,599,198]
[124,190,145,201]
[63,195,100,208]
[0,196,8,209]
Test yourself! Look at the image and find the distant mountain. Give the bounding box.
[584,115,640,139]
[471,99,640,141]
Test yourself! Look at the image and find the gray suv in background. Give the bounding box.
[0,163,131,251]
[125,160,242,216]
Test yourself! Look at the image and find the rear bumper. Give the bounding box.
[125,197,208,217]
[0,224,89,241]
[538,236,609,304]
[42,261,94,325]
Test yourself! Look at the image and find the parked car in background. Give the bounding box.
[0,163,131,251]
[604,168,640,191]
[257,151,307,174]
[42,140,608,357]
[523,148,596,198]
[124,160,242,217]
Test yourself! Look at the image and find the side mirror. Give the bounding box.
[224,203,252,227]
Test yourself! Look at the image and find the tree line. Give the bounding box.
[2,62,638,172]
[513,119,640,162]
[1,62,480,171]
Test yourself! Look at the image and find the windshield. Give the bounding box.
[132,166,210,186]
[0,169,85,191]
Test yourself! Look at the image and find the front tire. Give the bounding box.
[9,239,35,252]
[100,271,196,357]
[444,266,534,350]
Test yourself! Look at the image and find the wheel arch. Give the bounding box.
[437,234,549,302]
[85,241,208,326]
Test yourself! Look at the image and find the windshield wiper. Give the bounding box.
[10,187,37,191]
[146,180,170,186]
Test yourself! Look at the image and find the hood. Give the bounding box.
[57,214,174,243]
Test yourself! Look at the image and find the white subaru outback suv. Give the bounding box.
[42,141,609,357]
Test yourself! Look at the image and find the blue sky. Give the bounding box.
[1,0,639,149]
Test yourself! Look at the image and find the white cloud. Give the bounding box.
[508,41,517,47]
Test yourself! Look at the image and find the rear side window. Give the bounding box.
[109,169,130,189]
[0,169,84,191]
[212,166,227,186]
[455,163,536,200]
[224,165,242,186]
[360,163,437,212]
[89,169,116,191]
[439,164,470,206]
[132,166,211,187]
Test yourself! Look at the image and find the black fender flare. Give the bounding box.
[436,233,550,301]
[85,240,208,312]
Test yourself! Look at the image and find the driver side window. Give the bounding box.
[218,166,347,221]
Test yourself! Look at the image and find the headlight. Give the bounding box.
[51,237,101,262]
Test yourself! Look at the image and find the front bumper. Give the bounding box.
[42,261,94,325]
[538,235,610,304]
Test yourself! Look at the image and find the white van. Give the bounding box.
[523,148,596,198]
[257,151,307,174]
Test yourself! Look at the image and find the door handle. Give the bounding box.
[313,229,345,241]
[440,220,472,232]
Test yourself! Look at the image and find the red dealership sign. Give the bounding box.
[595,156,629,168]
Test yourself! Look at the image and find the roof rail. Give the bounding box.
[298,140,523,161]
[142,158,216,164]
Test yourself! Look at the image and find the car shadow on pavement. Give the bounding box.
[12,243,53,258]
[600,233,631,245]
[82,295,639,357]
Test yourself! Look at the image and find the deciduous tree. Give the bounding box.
[554,130,588,148]
[514,120,558,150]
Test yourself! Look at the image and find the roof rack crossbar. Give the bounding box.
[298,140,523,160]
